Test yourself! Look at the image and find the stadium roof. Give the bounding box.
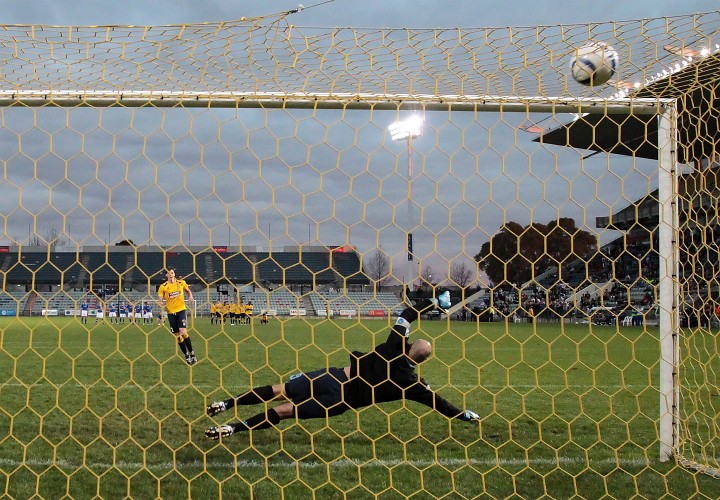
[535,48,720,164]
[0,247,368,286]
[596,164,720,230]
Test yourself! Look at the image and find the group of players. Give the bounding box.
[79,300,162,325]
[210,300,255,326]
[85,296,266,328]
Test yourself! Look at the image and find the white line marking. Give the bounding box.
[0,380,654,391]
[0,455,653,472]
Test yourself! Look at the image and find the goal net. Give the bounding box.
[0,9,718,497]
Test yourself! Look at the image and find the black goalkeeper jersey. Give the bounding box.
[343,299,464,419]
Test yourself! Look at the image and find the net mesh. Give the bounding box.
[0,12,716,100]
[0,9,717,498]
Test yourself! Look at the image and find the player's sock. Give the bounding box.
[183,336,194,354]
[178,338,189,356]
[231,385,275,407]
[232,408,280,432]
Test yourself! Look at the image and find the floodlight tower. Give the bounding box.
[389,115,424,302]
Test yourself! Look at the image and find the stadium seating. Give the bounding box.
[0,247,411,317]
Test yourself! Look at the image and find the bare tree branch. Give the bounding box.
[364,249,391,290]
[420,265,434,290]
[450,261,473,288]
[29,228,67,250]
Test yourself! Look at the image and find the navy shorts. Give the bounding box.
[285,367,350,419]
[167,310,187,334]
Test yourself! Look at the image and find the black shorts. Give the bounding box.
[285,367,350,419]
[167,310,187,334]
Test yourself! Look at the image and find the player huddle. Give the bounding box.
[210,300,255,326]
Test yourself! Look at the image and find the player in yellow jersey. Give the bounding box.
[245,301,254,324]
[222,302,230,324]
[235,302,243,325]
[210,302,218,325]
[157,268,197,365]
[236,302,246,325]
[214,300,224,325]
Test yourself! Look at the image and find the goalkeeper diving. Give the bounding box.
[205,292,480,439]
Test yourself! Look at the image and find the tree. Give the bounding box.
[450,261,474,289]
[420,265,434,290]
[475,218,596,287]
[29,228,66,250]
[364,249,391,289]
[115,239,136,246]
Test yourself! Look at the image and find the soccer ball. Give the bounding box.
[570,42,618,86]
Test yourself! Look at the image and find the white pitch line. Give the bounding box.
[0,455,653,472]
[0,380,653,391]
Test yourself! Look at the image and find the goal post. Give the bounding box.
[0,89,669,112]
[657,104,680,462]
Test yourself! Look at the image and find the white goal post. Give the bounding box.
[657,104,680,463]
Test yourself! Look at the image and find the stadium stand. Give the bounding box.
[1,245,393,317]
[309,291,403,316]
[3,239,660,323]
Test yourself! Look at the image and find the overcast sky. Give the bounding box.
[0,1,717,287]
[0,1,715,28]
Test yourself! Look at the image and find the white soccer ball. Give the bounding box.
[570,42,619,86]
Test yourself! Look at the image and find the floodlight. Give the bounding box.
[388,115,424,141]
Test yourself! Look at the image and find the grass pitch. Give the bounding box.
[0,315,717,498]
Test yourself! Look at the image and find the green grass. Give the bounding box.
[0,316,717,499]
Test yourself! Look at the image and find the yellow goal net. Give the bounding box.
[0,9,718,498]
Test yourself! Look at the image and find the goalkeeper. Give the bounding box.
[205,292,480,439]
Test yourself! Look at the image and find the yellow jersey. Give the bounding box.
[158,279,189,314]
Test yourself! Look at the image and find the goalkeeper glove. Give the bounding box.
[460,410,480,422]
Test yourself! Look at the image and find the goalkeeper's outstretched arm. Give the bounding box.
[406,384,480,422]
